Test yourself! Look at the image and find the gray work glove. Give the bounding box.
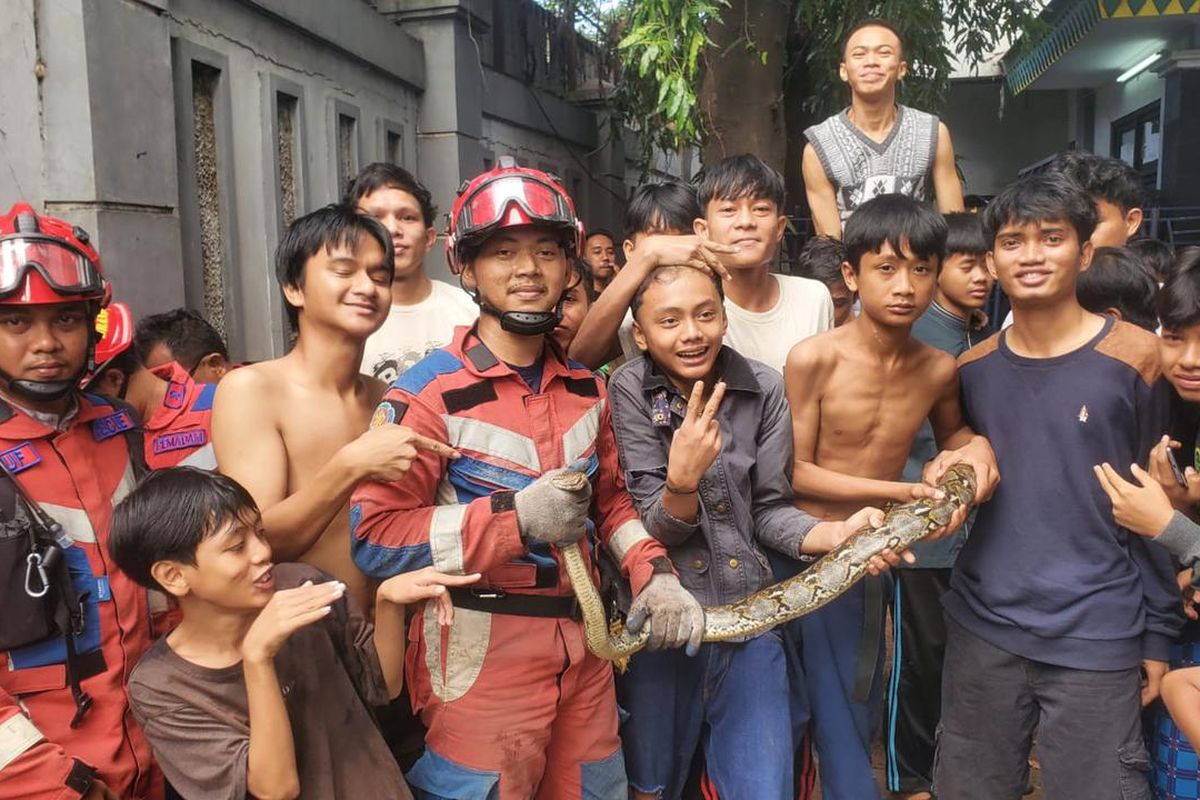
[627,573,705,656]
[513,468,592,546]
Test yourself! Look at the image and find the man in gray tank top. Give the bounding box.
[802,19,964,238]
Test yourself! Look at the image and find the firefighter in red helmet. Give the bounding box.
[351,160,704,799]
[85,302,218,471]
[0,203,160,800]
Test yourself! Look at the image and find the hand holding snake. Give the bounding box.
[552,464,977,665]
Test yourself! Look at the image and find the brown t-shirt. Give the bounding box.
[128,564,413,800]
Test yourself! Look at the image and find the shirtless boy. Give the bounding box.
[212,204,454,611]
[782,194,996,798]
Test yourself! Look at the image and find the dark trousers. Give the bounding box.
[885,568,951,795]
[618,632,794,800]
[934,617,1152,800]
[797,576,889,800]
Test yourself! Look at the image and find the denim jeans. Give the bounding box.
[616,631,793,800]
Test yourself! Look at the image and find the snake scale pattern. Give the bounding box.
[555,464,976,664]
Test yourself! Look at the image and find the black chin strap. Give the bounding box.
[473,295,565,337]
[0,368,81,404]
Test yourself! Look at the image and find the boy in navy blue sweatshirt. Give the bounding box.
[932,172,1183,799]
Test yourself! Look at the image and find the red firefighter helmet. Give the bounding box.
[93,302,134,366]
[0,202,108,306]
[445,157,584,275]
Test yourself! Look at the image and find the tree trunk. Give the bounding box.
[698,0,790,173]
[783,11,815,215]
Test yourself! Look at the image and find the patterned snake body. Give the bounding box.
[555,464,976,664]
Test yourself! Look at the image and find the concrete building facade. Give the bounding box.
[998,0,1200,242]
[0,0,665,360]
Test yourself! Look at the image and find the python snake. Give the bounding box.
[555,464,976,664]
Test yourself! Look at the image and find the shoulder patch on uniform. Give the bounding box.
[0,441,41,474]
[91,408,137,441]
[164,380,187,410]
[152,429,207,455]
[957,332,1002,369]
[562,376,600,397]
[442,380,498,414]
[394,349,464,396]
[1095,320,1161,387]
[370,399,409,428]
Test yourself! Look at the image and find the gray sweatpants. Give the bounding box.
[933,617,1152,800]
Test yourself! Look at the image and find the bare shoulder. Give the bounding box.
[912,340,958,385]
[214,360,278,406]
[784,327,840,381]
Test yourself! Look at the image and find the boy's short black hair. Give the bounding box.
[943,212,989,257]
[344,162,437,228]
[696,154,785,212]
[843,194,947,272]
[108,468,261,592]
[134,308,229,369]
[1076,246,1158,332]
[1047,151,1146,214]
[1128,237,1174,284]
[1159,247,1200,331]
[625,181,702,239]
[571,258,598,303]
[842,18,905,57]
[630,265,725,322]
[275,204,394,330]
[981,171,1098,248]
[796,235,847,287]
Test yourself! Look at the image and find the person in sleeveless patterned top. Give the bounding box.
[802,19,964,239]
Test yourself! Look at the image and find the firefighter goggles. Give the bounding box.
[0,236,104,297]
[454,174,576,241]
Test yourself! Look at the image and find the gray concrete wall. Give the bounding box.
[165,0,424,359]
[1,0,685,358]
[0,0,425,361]
[942,78,1071,197]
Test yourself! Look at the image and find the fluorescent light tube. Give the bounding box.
[1118,53,1161,83]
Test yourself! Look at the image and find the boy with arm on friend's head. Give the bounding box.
[802,19,964,238]
[569,181,735,369]
[695,154,835,374]
[112,467,477,800]
[608,263,899,800]
[932,172,1181,799]
[782,194,996,799]
[883,211,994,799]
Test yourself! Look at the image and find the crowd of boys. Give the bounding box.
[6,16,1200,800]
